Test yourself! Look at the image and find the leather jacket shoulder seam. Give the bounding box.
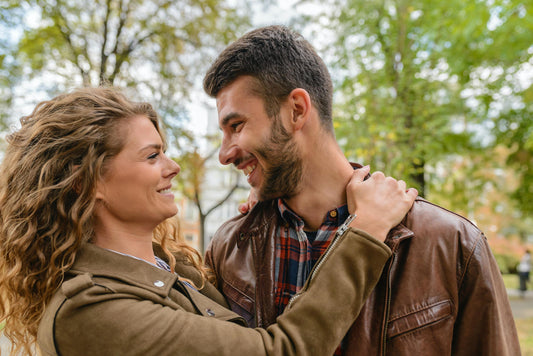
[415,199,481,231]
[457,230,484,289]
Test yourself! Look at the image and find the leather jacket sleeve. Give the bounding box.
[452,232,521,355]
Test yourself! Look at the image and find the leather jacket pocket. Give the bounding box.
[387,299,453,339]
[222,280,255,326]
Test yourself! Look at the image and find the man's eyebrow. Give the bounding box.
[220,112,242,127]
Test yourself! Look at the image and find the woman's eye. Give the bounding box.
[148,152,159,159]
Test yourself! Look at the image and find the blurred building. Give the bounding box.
[177,105,248,253]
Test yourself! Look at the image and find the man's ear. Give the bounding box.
[287,88,311,131]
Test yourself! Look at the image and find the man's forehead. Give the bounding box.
[216,85,261,122]
[215,92,236,127]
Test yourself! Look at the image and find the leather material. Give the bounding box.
[206,197,521,355]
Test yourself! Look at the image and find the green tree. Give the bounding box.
[441,0,533,217]
[0,2,23,132]
[0,42,17,133]
[1,0,251,145]
[304,0,531,209]
[0,0,255,250]
[493,73,533,216]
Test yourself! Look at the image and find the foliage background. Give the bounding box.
[0,0,531,258]
[293,0,533,258]
[0,0,532,352]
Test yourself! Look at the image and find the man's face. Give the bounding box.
[216,76,303,200]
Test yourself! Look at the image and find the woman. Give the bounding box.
[0,87,415,355]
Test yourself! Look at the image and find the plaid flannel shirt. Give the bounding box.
[275,199,350,355]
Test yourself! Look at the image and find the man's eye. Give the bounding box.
[231,122,243,131]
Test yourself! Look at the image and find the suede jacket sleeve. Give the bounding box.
[38,228,391,356]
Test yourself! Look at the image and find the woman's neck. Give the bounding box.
[93,224,156,264]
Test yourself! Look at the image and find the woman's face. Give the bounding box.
[94,115,180,230]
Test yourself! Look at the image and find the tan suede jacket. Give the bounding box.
[37,228,391,356]
[206,197,521,355]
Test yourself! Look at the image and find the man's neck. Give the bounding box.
[283,144,354,231]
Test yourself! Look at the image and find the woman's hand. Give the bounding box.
[238,188,259,215]
[346,166,418,241]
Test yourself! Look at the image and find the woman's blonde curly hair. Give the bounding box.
[0,87,208,354]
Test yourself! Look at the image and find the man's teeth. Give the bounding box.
[243,165,256,176]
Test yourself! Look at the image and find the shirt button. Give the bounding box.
[206,308,215,317]
[154,280,165,287]
[330,210,337,218]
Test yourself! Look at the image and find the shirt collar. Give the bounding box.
[277,198,350,230]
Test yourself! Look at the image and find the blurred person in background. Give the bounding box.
[518,249,531,297]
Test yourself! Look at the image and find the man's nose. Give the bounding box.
[219,138,237,165]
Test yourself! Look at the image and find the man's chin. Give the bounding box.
[257,188,296,201]
[256,188,278,201]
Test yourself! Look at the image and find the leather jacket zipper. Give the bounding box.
[286,230,345,309]
[380,251,396,355]
[251,235,261,326]
[286,215,356,309]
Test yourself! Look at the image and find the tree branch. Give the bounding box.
[109,0,129,56]
[52,10,90,84]
[204,180,240,217]
[99,0,112,84]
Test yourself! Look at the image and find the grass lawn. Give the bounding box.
[503,273,533,355]
[502,273,520,290]
[516,318,533,356]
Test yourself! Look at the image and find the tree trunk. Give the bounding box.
[199,214,206,254]
[410,160,426,196]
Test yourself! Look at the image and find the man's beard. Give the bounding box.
[255,118,303,201]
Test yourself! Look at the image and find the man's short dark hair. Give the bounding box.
[203,25,334,132]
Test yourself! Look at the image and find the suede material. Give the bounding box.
[38,231,390,356]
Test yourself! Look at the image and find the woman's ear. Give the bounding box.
[73,178,82,195]
[72,166,104,201]
[94,180,106,201]
[287,88,311,131]
[71,165,83,195]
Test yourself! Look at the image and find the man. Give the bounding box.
[203,25,520,355]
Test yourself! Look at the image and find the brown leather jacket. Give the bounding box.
[206,197,521,355]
